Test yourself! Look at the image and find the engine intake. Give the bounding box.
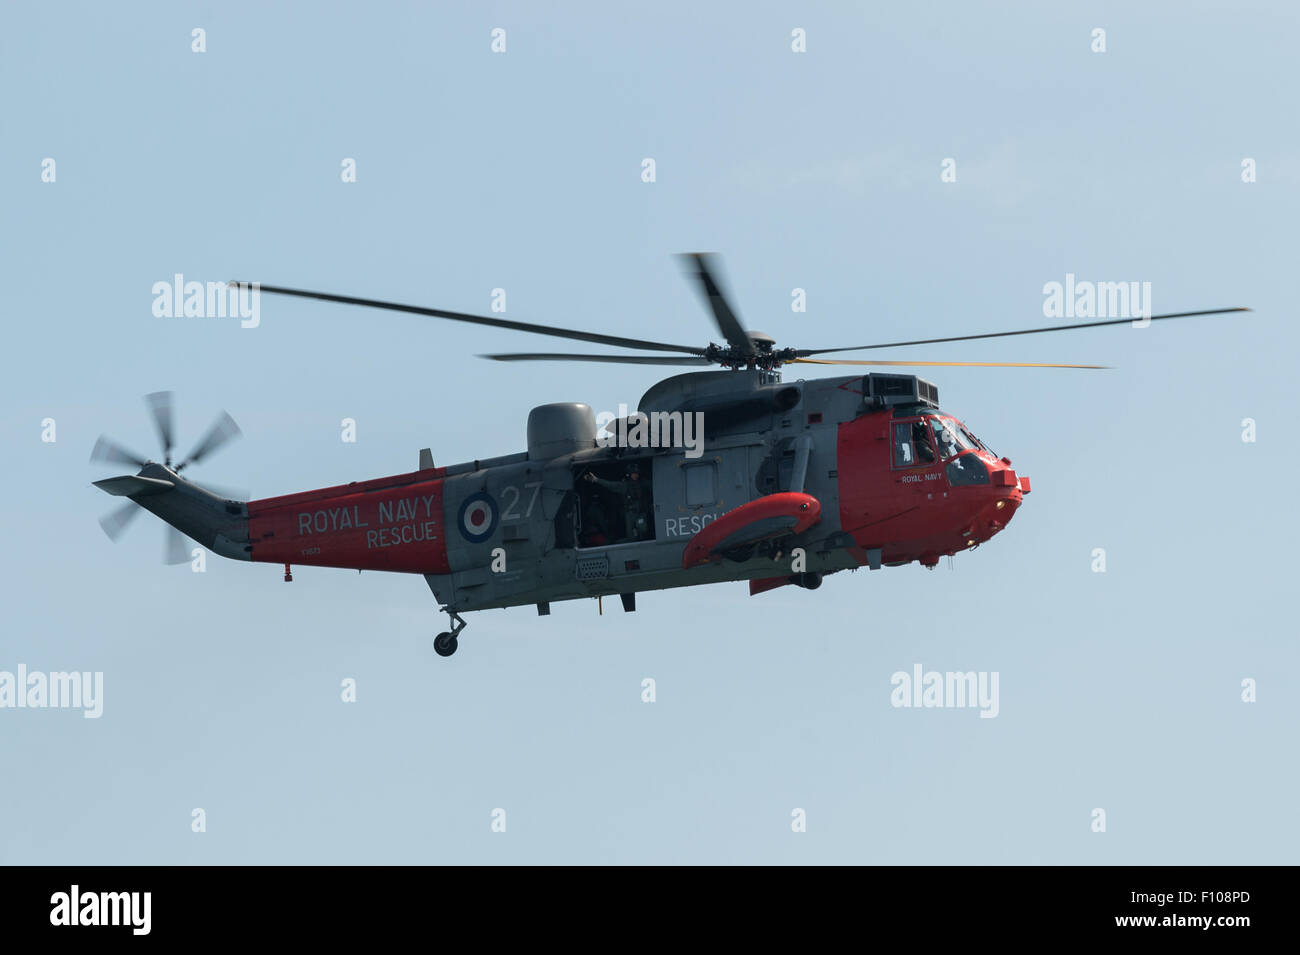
[527,403,596,461]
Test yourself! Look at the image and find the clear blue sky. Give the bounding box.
[2,1,1296,863]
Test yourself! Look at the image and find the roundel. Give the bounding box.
[457,492,498,543]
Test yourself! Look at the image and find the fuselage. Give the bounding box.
[128,370,1028,612]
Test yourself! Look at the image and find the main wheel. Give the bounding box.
[433,631,458,657]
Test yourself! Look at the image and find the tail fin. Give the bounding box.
[93,466,250,561]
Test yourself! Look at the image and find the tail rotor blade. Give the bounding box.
[164,525,191,565]
[90,436,148,469]
[177,411,242,470]
[144,391,175,464]
[99,501,143,541]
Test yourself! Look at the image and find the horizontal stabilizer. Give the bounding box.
[93,475,175,497]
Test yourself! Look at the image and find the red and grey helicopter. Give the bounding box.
[92,255,1245,656]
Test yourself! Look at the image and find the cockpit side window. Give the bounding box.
[892,420,936,468]
[912,420,935,464]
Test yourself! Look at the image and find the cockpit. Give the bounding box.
[892,412,996,486]
[929,415,987,458]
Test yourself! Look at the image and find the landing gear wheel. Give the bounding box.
[433,610,468,659]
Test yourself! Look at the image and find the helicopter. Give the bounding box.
[91,255,1246,656]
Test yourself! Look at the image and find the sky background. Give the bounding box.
[1,1,1296,864]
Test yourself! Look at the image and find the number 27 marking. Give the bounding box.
[502,481,543,520]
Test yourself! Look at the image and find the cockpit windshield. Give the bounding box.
[929,416,985,459]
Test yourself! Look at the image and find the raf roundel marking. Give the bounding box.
[458,492,498,543]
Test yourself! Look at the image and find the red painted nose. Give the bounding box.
[979,462,1027,538]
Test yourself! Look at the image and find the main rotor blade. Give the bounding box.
[679,254,755,358]
[164,526,191,565]
[99,501,143,541]
[90,436,148,469]
[797,307,1250,357]
[144,391,175,463]
[791,358,1109,369]
[240,282,706,356]
[177,411,241,470]
[480,352,713,365]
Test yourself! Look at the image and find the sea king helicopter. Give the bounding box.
[91,255,1246,656]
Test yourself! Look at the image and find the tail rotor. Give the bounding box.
[90,393,244,564]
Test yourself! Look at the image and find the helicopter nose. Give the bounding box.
[954,458,1029,551]
[982,459,1029,533]
[990,457,1028,494]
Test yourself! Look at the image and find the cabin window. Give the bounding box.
[573,460,655,547]
[684,463,716,506]
[892,420,935,468]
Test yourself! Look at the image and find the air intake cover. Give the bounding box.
[527,403,597,461]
